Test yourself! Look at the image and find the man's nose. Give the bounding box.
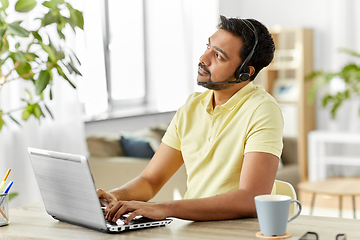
[199,51,211,66]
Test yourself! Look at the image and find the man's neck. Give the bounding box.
[212,81,250,107]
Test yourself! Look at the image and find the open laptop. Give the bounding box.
[27,147,172,233]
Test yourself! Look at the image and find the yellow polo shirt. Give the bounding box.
[162,82,283,199]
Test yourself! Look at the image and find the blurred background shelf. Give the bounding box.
[256,28,315,183]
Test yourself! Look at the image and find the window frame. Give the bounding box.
[101,0,148,112]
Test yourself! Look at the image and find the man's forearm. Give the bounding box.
[109,176,156,202]
[109,143,184,202]
[163,189,258,221]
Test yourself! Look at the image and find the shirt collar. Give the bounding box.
[200,82,256,113]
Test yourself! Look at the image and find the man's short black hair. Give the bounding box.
[217,15,275,81]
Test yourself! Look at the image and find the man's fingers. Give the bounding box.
[97,188,105,197]
[106,201,122,221]
[124,211,139,224]
[106,201,116,212]
[97,188,111,207]
[107,201,135,222]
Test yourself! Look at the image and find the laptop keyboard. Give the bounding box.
[102,207,145,226]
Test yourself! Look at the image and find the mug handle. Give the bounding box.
[288,200,302,222]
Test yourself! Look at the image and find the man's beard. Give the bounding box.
[197,63,236,91]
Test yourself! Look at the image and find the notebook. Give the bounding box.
[27,147,172,233]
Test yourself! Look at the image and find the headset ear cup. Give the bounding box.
[235,65,250,82]
[239,72,250,82]
[234,66,241,79]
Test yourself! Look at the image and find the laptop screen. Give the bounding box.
[28,148,108,231]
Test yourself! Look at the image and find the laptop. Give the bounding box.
[27,147,172,233]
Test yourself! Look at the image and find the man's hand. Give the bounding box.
[97,188,118,212]
[105,200,168,224]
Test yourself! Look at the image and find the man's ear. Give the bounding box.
[249,66,255,76]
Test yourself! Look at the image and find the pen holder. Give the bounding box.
[0,193,9,226]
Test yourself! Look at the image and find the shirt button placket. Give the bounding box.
[209,108,220,144]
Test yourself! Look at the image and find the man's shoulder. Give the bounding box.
[248,86,280,108]
[180,90,212,108]
[186,90,211,101]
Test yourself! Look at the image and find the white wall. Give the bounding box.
[218,0,360,131]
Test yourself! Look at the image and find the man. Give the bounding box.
[97,15,283,223]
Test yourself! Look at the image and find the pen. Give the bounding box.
[0,181,13,206]
[0,207,7,220]
[0,169,11,192]
[3,181,13,194]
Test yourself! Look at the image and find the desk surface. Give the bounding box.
[2,202,360,240]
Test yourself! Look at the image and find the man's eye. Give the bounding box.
[206,43,210,49]
[215,53,223,60]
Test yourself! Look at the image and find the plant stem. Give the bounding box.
[1,105,27,116]
[4,62,20,80]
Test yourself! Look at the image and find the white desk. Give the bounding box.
[308,130,360,182]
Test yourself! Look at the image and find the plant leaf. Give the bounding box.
[331,101,341,119]
[0,116,5,131]
[57,28,65,40]
[53,0,65,5]
[322,95,332,108]
[42,10,60,27]
[9,192,18,201]
[0,37,9,55]
[25,88,32,102]
[23,52,38,61]
[0,27,6,39]
[42,1,57,10]
[40,42,56,62]
[15,0,37,12]
[9,115,21,126]
[31,31,42,42]
[35,70,50,95]
[74,9,84,30]
[15,61,33,79]
[56,65,76,88]
[49,87,53,100]
[7,22,29,37]
[0,0,9,11]
[68,6,84,30]
[33,104,44,119]
[70,51,81,65]
[338,48,360,58]
[68,62,82,76]
[22,109,31,120]
[43,103,54,119]
[13,51,27,62]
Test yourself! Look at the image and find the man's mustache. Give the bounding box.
[198,63,210,74]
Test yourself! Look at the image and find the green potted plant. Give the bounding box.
[0,0,83,131]
[306,48,360,119]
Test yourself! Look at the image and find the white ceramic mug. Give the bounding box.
[254,194,302,236]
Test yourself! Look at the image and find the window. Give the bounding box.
[79,0,219,119]
[103,0,146,106]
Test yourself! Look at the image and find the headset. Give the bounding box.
[233,19,259,83]
[197,18,259,87]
